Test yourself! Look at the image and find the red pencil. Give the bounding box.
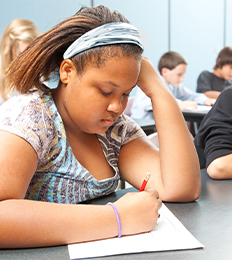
[139,172,151,192]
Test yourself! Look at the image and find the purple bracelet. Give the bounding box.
[107,202,122,238]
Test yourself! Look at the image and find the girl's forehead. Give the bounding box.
[83,53,140,71]
[76,55,140,87]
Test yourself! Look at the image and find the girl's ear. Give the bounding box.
[59,59,75,84]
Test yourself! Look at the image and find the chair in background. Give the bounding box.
[147,131,193,148]
[124,96,134,116]
[148,132,159,148]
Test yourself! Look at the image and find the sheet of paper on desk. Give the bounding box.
[68,204,204,259]
[184,105,212,112]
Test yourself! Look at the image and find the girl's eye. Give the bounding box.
[123,93,130,97]
[100,89,112,96]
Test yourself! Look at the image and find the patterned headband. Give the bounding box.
[63,22,144,59]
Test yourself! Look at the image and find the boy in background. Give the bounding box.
[131,51,215,120]
[196,47,232,99]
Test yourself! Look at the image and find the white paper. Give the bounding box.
[183,105,212,112]
[68,204,204,259]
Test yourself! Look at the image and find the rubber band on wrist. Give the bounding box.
[107,202,122,238]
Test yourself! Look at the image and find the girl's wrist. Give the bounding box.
[107,202,122,238]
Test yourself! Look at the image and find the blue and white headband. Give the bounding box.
[63,22,143,59]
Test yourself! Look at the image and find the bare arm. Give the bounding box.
[0,131,161,248]
[178,100,198,110]
[203,91,221,99]
[204,98,216,106]
[118,58,201,202]
[207,154,232,179]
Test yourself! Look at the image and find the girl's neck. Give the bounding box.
[51,85,92,140]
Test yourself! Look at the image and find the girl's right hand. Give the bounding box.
[114,190,162,236]
[137,57,167,99]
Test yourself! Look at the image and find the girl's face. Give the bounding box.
[61,55,140,134]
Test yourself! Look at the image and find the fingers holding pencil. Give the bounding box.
[145,189,162,219]
[139,171,161,218]
[115,190,162,236]
[114,172,161,236]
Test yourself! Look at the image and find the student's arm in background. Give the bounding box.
[119,57,201,202]
[204,97,216,106]
[197,71,220,99]
[203,90,220,99]
[177,84,215,107]
[195,87,232,179]
[172,84,200,110]
[207,154,232,179]
[177,100,198,110]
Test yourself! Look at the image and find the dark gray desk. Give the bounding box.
[182,110,208,123]
[132,108,209,135]
[132,118,156,134]
[182,108,211,136]
[1,169,232,260]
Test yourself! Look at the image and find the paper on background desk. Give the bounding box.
[68,204,204,259]
[183,105,212,112]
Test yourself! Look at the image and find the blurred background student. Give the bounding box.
[0,18,40,104]
[194,86,232,179]
[131,51,215,120]
[196,46,232,99]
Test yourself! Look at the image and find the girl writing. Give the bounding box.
[0,5,200,248]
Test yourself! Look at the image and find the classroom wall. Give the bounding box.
[0,0,231,93]
[94,0,232,93]
[0,0,90,34]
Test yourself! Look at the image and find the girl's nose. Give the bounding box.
[107,98,122,113]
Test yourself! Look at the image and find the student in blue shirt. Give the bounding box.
[131,51,215,120]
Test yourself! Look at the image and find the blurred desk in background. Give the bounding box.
[182,105,212,136]
[182,105,211,123]
[132,118,156,135]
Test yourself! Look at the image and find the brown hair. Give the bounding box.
[0,18,40,100]
[6,5,143,94]
[158,51,187,75]
[214,47,232,70]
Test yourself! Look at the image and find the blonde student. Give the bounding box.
[0,5,200,248]
[0,18,40,104]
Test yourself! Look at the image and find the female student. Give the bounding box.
[0,18,41,104]
[0,5,200,248]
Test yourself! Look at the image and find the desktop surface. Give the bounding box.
[1,169,232,260]
[182,105,211,123]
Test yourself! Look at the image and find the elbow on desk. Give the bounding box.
[188,184,201,202]
[162,180,201,203]
[207,159,232,180]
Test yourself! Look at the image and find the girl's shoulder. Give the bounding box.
[0,89,58,160]
[0,88,53,120]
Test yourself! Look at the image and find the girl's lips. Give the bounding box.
[101,118,115,126]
